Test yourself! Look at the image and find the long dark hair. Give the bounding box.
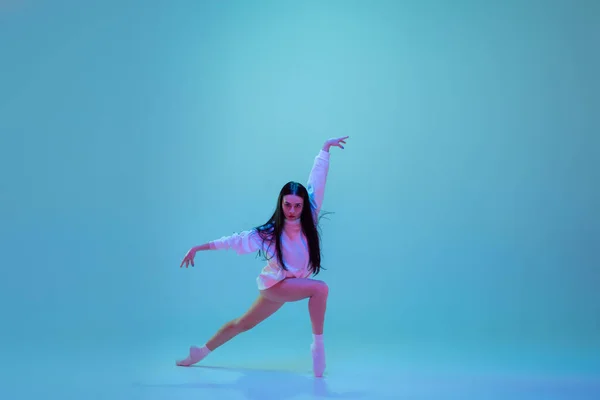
[254,181,328,275]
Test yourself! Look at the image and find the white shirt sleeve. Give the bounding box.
[211,229,264,255]
[307,149,330,218]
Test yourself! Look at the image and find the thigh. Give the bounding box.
[260,278,328,303]
[236,294,284,329]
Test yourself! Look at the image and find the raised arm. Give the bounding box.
[307,136,349,218]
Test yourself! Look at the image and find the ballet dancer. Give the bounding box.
[176,136,349,378]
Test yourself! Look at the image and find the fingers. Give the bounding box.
[334,136,349,148]
[180,255,195,268]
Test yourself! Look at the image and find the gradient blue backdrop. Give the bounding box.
[1,0,598,383]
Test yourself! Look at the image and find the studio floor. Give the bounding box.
[2,340,599,399]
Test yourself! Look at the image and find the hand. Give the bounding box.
[180,247,197,268]
[323,136,349,151]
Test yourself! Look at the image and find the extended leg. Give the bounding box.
[206,295,284,350]
[176,294,284,367]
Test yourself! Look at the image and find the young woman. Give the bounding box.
[176,136,349,378]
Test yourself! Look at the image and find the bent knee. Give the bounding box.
[313,280,329,297]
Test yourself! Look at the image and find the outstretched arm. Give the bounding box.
[307,136,349,218]
[211,229,263,254]
[180,229,264,268]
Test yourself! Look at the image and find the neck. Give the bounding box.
[284,218,301,229]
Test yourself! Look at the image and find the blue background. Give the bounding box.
[1,0,598,398]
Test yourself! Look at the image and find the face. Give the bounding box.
[282,194,304,221]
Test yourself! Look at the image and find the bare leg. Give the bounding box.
[176,294,284,367]
[206,295,284,350]
[261,278,329,377]
[261,278,329,334]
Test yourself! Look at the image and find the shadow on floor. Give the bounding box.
[135,364,369,399]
